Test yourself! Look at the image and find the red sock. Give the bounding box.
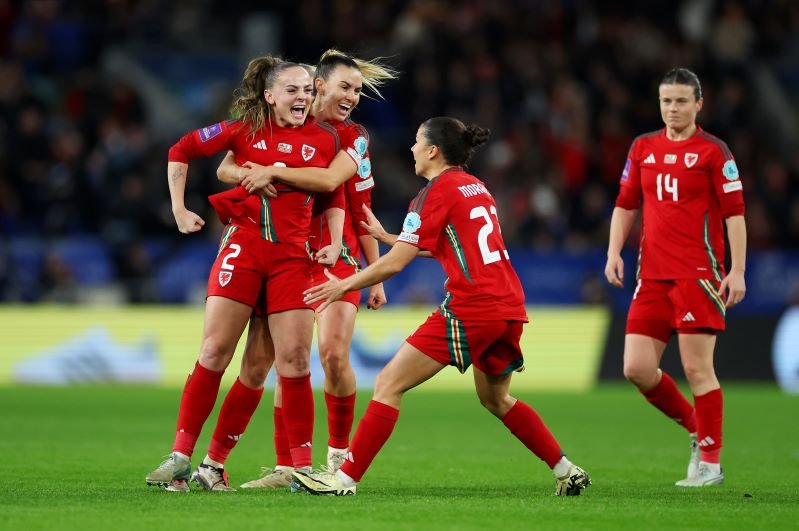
[641,371,697,433]
[207,378,264,464]
[340,400,399,482]
[501,401,563,468]
[273,406,293,467]
[694,388,723,463]
[173,362,224,457]
[326,391,356,449]
[279,374,315,469]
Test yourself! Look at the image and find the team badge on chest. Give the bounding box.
[684,153,699,168]
[218,270,232,287]
[301,144,316,161]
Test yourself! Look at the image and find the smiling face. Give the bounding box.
[264,66,313,127]
[315,64,363,123]
[659,83,703,136]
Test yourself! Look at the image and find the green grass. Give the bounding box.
[0,384,797,530]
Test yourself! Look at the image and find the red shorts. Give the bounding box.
[626,278,727,342]
[207,225,313,316]
[306,256,361,310]
[406,310,526,376]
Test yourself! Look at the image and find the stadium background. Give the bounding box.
[2,2,799,530]
[1,0,797,389]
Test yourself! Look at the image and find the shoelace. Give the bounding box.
[155,454,181,473]
[257,466,287,478]
[203,465,229,487]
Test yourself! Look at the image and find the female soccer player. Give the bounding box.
[145,56,347,492]
[604,68,746,487]
[292,116,592,497]
[216,49,397,489]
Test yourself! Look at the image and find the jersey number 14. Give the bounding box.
[656,173,678,201]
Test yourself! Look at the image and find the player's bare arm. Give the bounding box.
[719,215,747,307]
[167,161,205,234]
[217,151,278,198]
[358,233,387,310]
[316,207,345,266]
[269,150,357,193]
[604,207,638,288]
[304,242,417,312]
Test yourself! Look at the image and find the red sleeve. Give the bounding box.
[709,145,746,218]
[347,148,375,237]
[317,183,346,212]
[340,124,369,169]
[398,182,447,250]
[167,120,239,163]
[615,140,642,210]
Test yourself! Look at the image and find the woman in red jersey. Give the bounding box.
[604,68,746,487]
[145,56,345,492]
[216,49,398,489]
[291,117,591,497]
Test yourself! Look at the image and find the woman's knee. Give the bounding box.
[240,361,271,388]
[277,344,311,376]
[476,389,514,417]
[372,369,403,404]
[682,359,715,385]
[320,346,349,379]
[198,337,235,370]
[623,360,658,389]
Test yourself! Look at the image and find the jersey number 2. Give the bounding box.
[470,205,509,265]
[221,243,241,270]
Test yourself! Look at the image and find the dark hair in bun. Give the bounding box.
[421,116,491,167]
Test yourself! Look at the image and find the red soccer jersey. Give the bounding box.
[397,167,528,322]
[168,116,341,243]
[308,119,374,270]
[615,126,746,281]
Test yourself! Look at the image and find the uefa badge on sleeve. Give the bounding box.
[219,271,233,287]
[722,160,740,180]
[354,136,368,156]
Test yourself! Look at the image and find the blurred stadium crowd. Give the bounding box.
[0,0,797,303]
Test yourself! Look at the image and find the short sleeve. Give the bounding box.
[315,184,346,214]
[710,144,745,218]
[341,124,369,168]
[398,181,447,250]
[615,140,643,210]
[168,120,238,163]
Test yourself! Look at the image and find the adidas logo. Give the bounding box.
[252,140,267,150]
[227,434,242,441]
[644,153,656,164]
[681,312,696,322]
[346,451,354,463]
[300,441,312,448]
[698,436,716,447]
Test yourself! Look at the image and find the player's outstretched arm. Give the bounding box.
[304,242,417,312]
[605,207,637,288]
[719,215,747,307]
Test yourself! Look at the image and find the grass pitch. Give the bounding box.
[0,384,797,530]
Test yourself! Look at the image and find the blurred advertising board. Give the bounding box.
[0,306,609,391]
